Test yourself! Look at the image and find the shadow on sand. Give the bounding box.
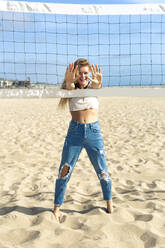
[0,205,108,216]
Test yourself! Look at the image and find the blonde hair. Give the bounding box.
[58,58,91,109]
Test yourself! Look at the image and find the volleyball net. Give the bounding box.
[0,1,165,98]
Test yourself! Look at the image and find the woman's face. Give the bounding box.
[77,66,90,88]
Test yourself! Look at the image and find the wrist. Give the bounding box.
[66,81,75,90]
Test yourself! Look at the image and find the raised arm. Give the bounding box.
[65,63,79,90]
[88,64,102,89]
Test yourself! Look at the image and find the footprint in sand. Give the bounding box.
[146,202,156,210]
[135,214,153,222]
[140,231,157,248]
[126,180,134,186]
[31,215,43,226]
[147,181,157,189]
[24,230,40,243]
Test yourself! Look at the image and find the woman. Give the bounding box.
[54,58,113,222]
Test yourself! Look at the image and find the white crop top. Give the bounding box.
[69,96,99,111]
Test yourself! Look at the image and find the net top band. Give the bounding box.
[0,1,165,15]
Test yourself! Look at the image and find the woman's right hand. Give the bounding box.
[65,63,79,89]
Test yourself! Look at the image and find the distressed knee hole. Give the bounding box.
[99,172,109,182]
[99,149,104,155]
[60,164,70,178]
[101,173,107,178]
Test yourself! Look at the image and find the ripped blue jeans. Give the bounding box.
[54,120,112,206]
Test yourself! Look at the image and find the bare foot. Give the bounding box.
[54,210,62,223]
[107,200,113,214]
[53,205,61,223]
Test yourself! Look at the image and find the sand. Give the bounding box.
[0,97,165,248]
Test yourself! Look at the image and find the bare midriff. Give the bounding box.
[71,108,98,123]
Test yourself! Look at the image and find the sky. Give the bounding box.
[0,0,165,86]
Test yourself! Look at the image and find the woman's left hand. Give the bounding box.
[88,64,102,88]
